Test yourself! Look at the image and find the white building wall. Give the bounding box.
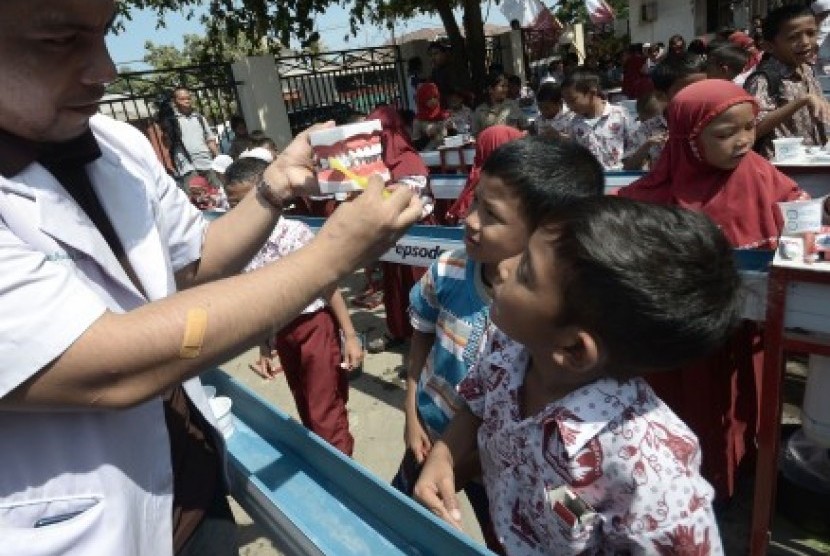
[627,0,704,45]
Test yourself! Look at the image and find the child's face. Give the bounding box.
[491,226,561,352]
[698,102,755,170]
[538,100,563,120]
[562,85,595,116]
[225,179,255,208]
[769,15,818,67]
[489,81,508,103]
[463,173,530,266]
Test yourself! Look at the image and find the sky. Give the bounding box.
[106,3,514,69]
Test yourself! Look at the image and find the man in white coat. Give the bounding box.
[0,1,423,555]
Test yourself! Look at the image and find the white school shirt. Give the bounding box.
[0,114,221,556]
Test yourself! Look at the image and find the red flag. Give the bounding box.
[584,0,615,24]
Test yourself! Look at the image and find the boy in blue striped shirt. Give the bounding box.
[393,137,604,549]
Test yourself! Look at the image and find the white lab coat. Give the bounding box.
[0,115,223,555]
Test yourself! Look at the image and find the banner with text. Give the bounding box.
[291,217,465,268]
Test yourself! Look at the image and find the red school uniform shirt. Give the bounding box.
[458,326,723,556]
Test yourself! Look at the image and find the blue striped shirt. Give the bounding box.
[409,249,491,437]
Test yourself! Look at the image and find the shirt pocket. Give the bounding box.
[542,485,603,553]
[0,493,102,532]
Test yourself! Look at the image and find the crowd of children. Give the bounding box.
[148,3,830,553]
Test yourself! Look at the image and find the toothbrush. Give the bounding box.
[327,157,390,197]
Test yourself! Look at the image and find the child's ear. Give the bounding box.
[550,326,601,374]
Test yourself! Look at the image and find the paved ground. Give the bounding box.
[218,272,830,555]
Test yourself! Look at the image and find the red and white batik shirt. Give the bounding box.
[458,327,723,555]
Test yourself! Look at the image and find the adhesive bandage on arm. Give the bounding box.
[179,308,208,359]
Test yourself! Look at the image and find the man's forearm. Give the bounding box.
[179,187,280,287]
[3,240,344,410]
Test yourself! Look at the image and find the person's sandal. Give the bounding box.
[352,290,383,309]
[367,334,405,354]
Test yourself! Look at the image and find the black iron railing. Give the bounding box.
[276,46,406,136]
[100,63,242,148]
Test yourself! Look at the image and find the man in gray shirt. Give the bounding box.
[171,86,220,192]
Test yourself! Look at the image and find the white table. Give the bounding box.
[772,157,830,198]
[420,148,476,169]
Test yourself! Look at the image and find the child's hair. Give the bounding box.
[635,91,662,121]
[762,4,814,42]
[687,38,708,56]
[344,110,367,124]
[535,81,563,104]
[707,45,750,76]
[224,157,269,189]
[481,136,604,228]
[507,74,522,88]
[543,197,741,376]
[248,131,278,152]
[560,69,602,93]
[650,53,707,93]
[484,72,508,91]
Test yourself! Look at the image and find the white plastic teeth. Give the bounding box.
[319,144,383,171]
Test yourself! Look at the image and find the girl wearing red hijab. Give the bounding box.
[411,82,450,151]
[618,79,807,501]
[445,125,524,225]
[366,105,433,353]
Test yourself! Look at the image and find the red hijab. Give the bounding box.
[445,125,524,224]
[728,31,763,72]
[367,105,428,180]
[618,79,804,249]
[415,82,448,122]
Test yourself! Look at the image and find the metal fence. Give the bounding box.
[99,63,242,149]
[276,46,406,137]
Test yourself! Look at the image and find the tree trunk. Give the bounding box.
[461,0,487,105]
[432,0,473,98]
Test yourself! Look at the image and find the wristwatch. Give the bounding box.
[256,174,286,211]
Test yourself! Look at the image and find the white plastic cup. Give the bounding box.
[209,396,235,439]
[772,137,804,161]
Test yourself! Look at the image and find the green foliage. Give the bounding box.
[115,0,486,99]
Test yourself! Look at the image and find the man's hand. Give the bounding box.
[312,175,423,274]
[262,121,334,201]
[413,442,464,530]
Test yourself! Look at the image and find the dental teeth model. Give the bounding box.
[309,121,391,194]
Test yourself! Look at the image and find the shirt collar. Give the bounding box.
[767,56,800,79]
[537,377,645,458]
[0,128,101,179]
